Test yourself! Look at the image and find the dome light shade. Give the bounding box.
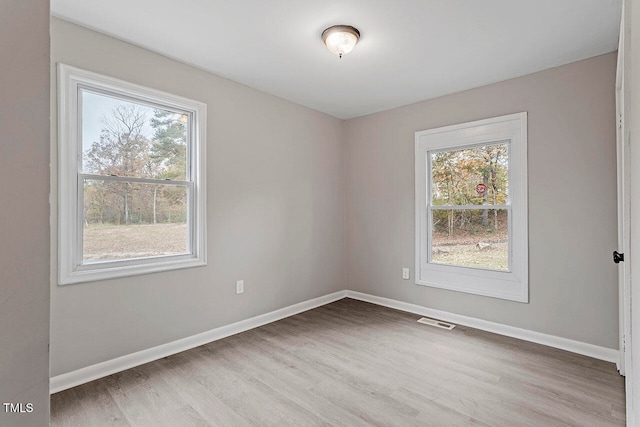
[322,25,360,58]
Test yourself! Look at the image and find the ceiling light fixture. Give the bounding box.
[322,25,360,58]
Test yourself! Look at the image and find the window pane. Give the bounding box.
[81,89,188,180]
[83,179,188,262]
[431,143,509,206]
[431,208,509,271]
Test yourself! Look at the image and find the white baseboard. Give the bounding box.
[49,290,347,394]
[345,290,619,364]
[51,288,619,393]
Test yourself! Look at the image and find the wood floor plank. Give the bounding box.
[103,366,193,426]
[187,342,329,426]
[148,354,253,427]
[223,332,373,426]
[50,298,625,426]
[51,380,129,427]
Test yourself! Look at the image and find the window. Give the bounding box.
[415,113,528,302]
[57,64,206,284]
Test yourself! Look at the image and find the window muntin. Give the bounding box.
[58,64,206,284]
[415,113,527,302]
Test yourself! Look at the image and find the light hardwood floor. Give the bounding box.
[50,298,625,426]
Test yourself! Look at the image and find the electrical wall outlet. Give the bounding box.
[236,280,244,294]
[402,268,410,280]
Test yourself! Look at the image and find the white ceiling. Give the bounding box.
[51,0,622,120]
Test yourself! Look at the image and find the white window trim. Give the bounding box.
[57,63,207,285]
[415,112,528,302]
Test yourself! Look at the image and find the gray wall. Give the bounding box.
[0,1,51,426]
[345,53,619,349]
[50,18,346,376]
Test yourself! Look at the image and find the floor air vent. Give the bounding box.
[417,317,456,330]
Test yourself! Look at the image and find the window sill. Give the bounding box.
[58,255,206,285]
[415,277,528,303]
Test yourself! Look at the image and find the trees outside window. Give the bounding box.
[430,143,509,271]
